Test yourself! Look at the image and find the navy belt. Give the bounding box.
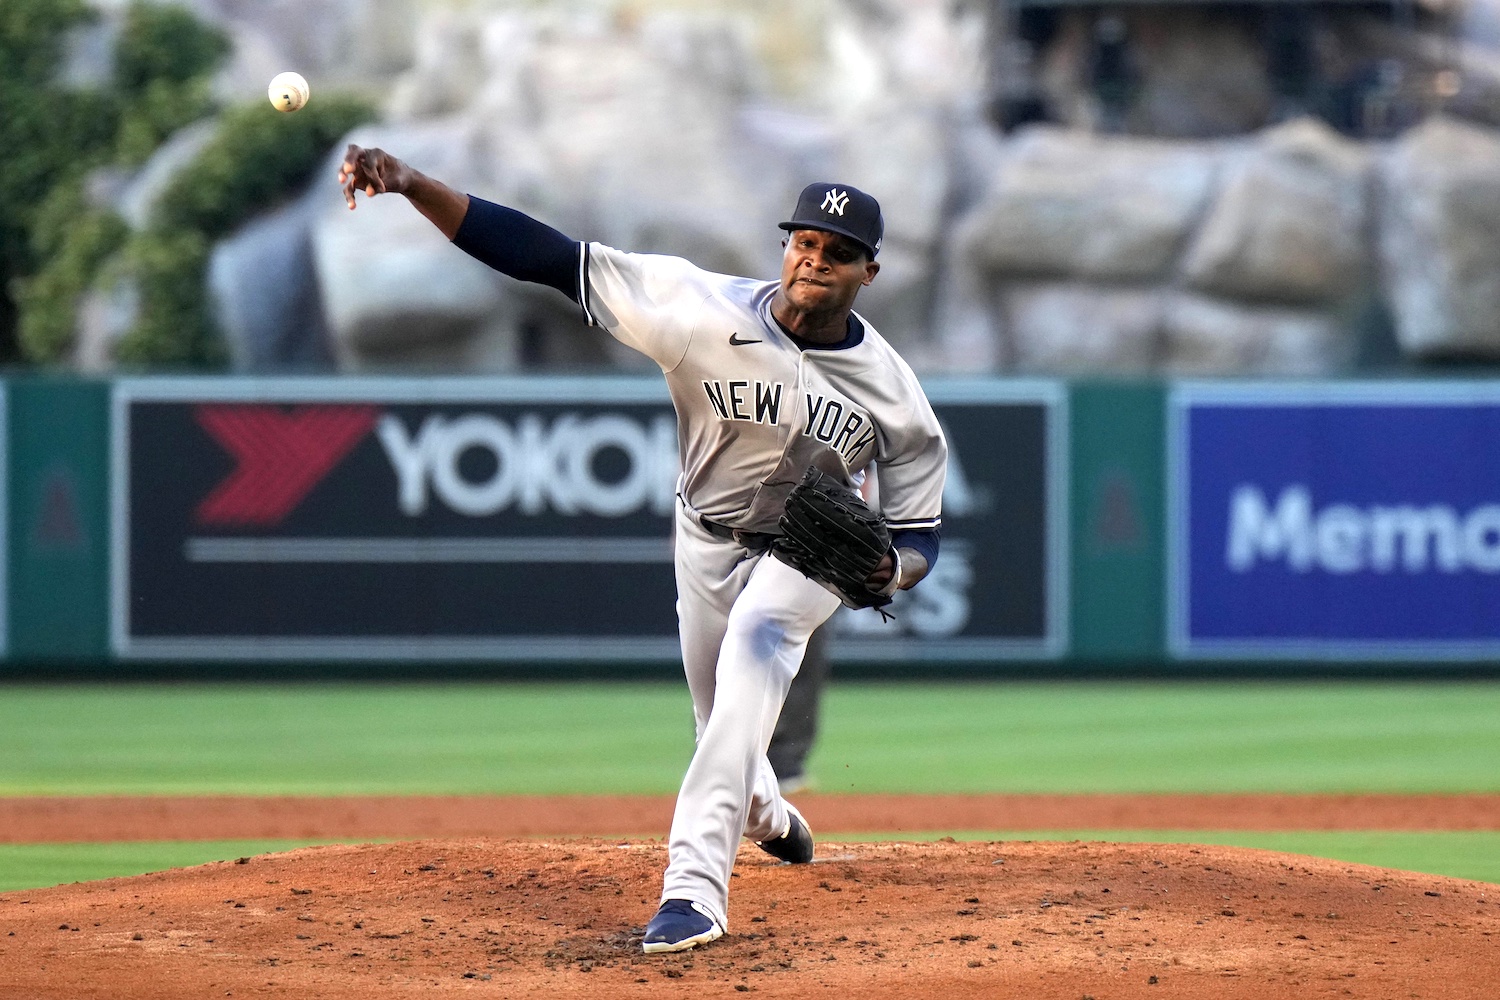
[699,516,777,552]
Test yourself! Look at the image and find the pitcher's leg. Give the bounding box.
[767,623,832,790]
[658,507,755,932]
[661,555,840,928]
[672,508,747,736]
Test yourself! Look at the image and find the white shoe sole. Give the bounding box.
[642,900,725,954]
[642,922,723,954]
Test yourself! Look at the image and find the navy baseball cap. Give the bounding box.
[779,182,883,259]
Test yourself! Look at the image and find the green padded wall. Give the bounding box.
[1068,381,1166,663]
[7,378,111,662]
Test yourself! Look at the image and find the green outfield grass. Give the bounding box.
[3,680,1497,890]
[0,841,345,894]
[4,680,1498,795]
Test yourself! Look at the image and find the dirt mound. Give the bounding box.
[2,839,1495,999]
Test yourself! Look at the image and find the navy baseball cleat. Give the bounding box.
[642,899,724,954]
[755,801,814,864]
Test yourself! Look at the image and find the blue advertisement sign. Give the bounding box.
[1170,383,1500,660]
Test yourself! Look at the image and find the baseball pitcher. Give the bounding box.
[338,149,947,953]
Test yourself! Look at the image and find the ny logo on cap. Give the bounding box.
[820,188,849,216]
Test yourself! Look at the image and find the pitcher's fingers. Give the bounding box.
[362,160,386,196]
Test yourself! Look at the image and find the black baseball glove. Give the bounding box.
[772,466,896,615]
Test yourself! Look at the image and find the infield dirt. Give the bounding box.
[2,838,1497,998]
[5,792,1500,841]
[2,795,1498,999]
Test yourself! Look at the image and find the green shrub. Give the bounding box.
[115,76,219,168]
[106,94,377,367]
[8,0,374,370]
[0,0,93,85]
[110,227,223,368]
[2,0,229,363]
[113,1,230,94]
[154,96,377,239]
[111,3,228,166]
[0,0,115,319]
[14,183,128,363]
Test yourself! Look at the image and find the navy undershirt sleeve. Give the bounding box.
[451,195,579,302]
[890,528,940,570]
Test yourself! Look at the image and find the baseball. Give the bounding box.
[268,71,309,113]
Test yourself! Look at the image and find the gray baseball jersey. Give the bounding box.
[580,244,947,533]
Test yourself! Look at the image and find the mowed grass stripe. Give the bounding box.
[810,682,1500,794]
[1,683,693,796]
[0,840,345,893]
[3,681,1498,796]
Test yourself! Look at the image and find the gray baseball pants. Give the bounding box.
[660,504,841,931]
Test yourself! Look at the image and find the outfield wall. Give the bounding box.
[5,375,1498,674]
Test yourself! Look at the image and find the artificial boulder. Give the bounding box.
[1003,283,1161,372]
[1377,115,1500,359]
[958,126,1219,282]
[1180,117,1370,304]
[310,127,509,369]
[1162,292,1351,374]
[209,193,332,371]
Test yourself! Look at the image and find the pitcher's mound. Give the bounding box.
[2,838,1494,999]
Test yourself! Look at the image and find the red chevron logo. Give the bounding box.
[194,404,379,526]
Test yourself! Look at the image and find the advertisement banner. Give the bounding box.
[830,380,1068,662]
[1170,382,1500,660]
[112,378,1065,662]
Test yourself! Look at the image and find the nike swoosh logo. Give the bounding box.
[728,332,762,346]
